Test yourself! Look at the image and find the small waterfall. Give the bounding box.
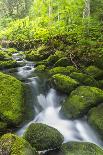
[14,51,102,148]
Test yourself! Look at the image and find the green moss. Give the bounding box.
[88,104,103,139]
[35,65,46,72]
[25,45,51,61]
[61,86,103,118]
[61,142,103,155]
[0,60,18,69]
[70,72,98,87]
[23,123,64,151]
[45,50,65,67]
[51,74,79,94]
[86,66,103,79]
[0,50,9,60]
[54,57,70,67]
[49,66,76,75]
[0,72,24,125]
[0,133,36,155]
[4,48,17,56]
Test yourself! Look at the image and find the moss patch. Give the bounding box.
[88,104,103,139]
[0,133,36,155]
[51,74,79,94]
[61,86,103,118]
[23,123,64,151]
[0,72,24,125]
[61,142,103,155]
[86,66,103,79]
[49,66,77,76]
[54,57,70,67]
[70,72,98,87]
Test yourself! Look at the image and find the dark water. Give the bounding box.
[10,52,103,155]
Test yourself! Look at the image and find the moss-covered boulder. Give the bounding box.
[0,49,18,69]
[0,72,24,126]
[86,66,103,79]
[23,123,64,151]
[51,74,79,94]
[54,57,70,67]
[61,142,103,155]
[0,60,18,69]
[35,64,46,72]
[49,66,77,75]
[88,104,103,139]
[0,133,36,155]
[70,72,98,87]
[61,86,103,118]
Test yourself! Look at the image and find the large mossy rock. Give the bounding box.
[23,123,64,151]
[88,104,103,139]
[61,86,103,118]
[0,72,24,126]
[70,72,98,87]
[49,66,77,76]
[0,49,18,69]
[51,74,79,94]
[61,142,103,155]
[86,66,103,79]
[0,133,36,155]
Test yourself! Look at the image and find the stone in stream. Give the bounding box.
[61,86,103,118]
[51,74,79,94]
[23,123,64,151]
[61,142,103,155]
[0,133,36,155]
[88,103,103,140]
[0,72,24,133]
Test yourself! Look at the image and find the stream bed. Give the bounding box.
[10,52,103,154]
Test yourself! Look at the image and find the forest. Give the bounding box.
[0,0,103,155]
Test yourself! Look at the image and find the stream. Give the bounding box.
[11,52,103,154]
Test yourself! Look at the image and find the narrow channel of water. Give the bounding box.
[12,52,103,154]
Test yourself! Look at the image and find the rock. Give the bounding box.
[61,86,103,118]
[54,57,70,67]
[88,104,103,139]
[0,133,36,155]
[23,123,64,151]
[61,142,103,155]
[86,66,103,79]
[49,66,77,75]
[0,72,24,127]
[0,60,18,69]
[51,74,79,94]
[70,72,98,87]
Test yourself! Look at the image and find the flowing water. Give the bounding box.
[11,52,103,154]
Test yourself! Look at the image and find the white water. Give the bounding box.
[13,53,102,147]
